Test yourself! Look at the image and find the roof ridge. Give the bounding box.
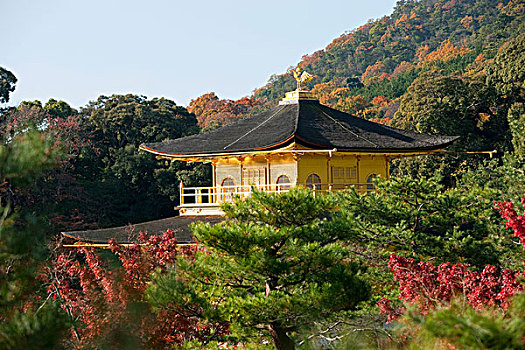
[222,105,287,150]
[313,104,380,148]
[293,101,302,144]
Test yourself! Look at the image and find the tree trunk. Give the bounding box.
[269,323,295,350]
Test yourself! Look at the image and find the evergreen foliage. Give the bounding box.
[404,294,525,350]
[0,91,209,231]
[254,0,524,106]
[0,129,69,349]
[0,67,16,104]
[148,189,371,350]
[77,94,209,227]
[336,176,521,269]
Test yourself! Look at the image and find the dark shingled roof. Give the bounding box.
[62,216,223,244]
[142,99,458,156]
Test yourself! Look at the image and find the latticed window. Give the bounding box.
[221,177,235,190]
[347,166,357,179]
[366,174,377,191]
[306,173,321,190]
[333,166,357,181]
[221,177,235,201]
[276,175,291,191]
[333,167,345,179]
[243,168,265,186]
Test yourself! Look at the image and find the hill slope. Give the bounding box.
[189,0,524,128]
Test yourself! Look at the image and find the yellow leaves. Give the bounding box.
[372,96,390,107]
[361,62,386,82]
[477,113,491,127]
[499,0,525,16]
[460,15,474,29]
[416,45,430,61]
[310,82,372,115]
[380,31,391,44]
[311,82,337,105]
[475,54,486,63]
[395,14,408,27]
[420,41,473,66]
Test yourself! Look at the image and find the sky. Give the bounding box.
[1,0,398,108]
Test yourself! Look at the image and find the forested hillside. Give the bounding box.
[191,0,524,128]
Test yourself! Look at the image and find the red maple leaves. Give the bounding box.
[381,198,525,321]
[45,230,226,349]
[495,198,525,247]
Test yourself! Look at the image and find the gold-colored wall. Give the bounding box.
[216,159,242,186]
[297,154,330,184]
[357,155,388,183]
[215,153,389,187]
[215,155,297,186]
[297,154,388,184]
[267,154,297,185]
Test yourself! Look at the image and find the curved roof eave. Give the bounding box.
[140,99,460,157]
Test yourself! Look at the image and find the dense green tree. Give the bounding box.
[337,176,522,269]
[486,33,525,159]
[43,98,78,119]
[0,130,69,349]
[506,103,525,159]
[148,189,370,350]
[394,70,503,148]
[390,67,510,183]
[0,67,17,104]
[82,94,199,150]
[77,94,209,227]
[486,33,525,101]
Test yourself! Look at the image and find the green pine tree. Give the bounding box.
[148,188,370,350]
[0,129,69,349]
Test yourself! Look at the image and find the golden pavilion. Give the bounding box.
[139,87,457,217]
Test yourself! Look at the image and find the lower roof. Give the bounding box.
[62,215,223,244]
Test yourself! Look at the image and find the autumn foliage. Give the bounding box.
[45,231,227,349]
[495,198,525,247]
[187,92,263,128]
[381,198,525,321]
[420,40,473,66]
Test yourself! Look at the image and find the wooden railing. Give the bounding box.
[179,182,374,207]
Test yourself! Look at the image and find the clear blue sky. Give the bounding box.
[2,0,397,108]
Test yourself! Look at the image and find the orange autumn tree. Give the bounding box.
[420,40,473,66]
[188,93,262,128]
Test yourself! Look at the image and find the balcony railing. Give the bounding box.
[179,182,374,208]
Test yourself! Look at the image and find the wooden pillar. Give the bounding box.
[238,157,244,195]
[326,153,332,191]
[385,156,390,180]
[356,156,361,193]
[266,155,271,190]
[212,161,217,187]
[179,181,184,206]
[212,161,217,203]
